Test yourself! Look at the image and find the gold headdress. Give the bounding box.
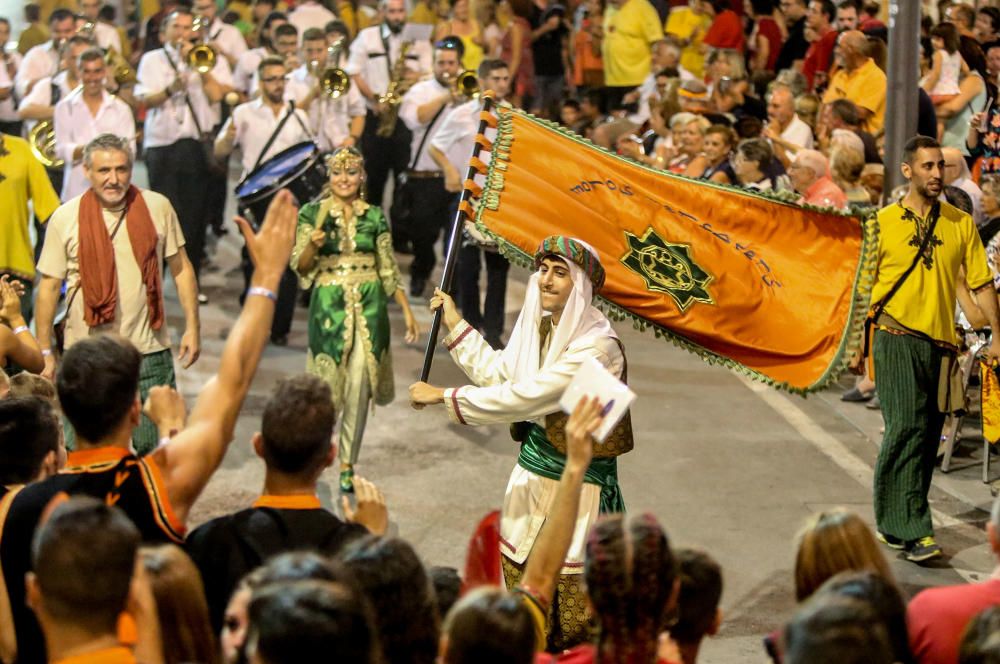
[326,146,364,171]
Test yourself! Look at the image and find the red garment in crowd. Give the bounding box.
[755,17,783,71]
[907,578,1000,664]
[703,9,745,52]
[798,175,847,209]
[536,643,682,664]
[501,16,537,99]
[802,28,838,89]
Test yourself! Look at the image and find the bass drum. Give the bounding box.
[235,142,328,227]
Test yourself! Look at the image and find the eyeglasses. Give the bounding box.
[260,75,285,83]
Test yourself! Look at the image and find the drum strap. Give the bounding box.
[407,104,447,172]
[252,100,306,172]
[163,47,209,139]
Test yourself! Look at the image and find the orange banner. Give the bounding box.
[474,107,875,393]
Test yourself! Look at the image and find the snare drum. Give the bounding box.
[235,142,328,227]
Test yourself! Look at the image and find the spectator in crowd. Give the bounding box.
[802,0,838,90]
[733,138,790,191]
[823,29,887,133]
[186,374,387,632]
[340,537,440,664]
[947,3,977,40]
[669,548,723,664]
[428,566,462,619]
[943,145,985,225]
[830,145,871,208]
[664,0,712,78]
[746,0,783,73]
[908,495,1000,664]
[139,544,221,664]
[813,571,914,664]
[977,7,1000,46]
[789,149,848,208]
[439,587,536,663]
[980,174,1000,247]
[694,124,738,183]
[959,606,1000,664]
[836,0,860,31]
[600,0,662,113]
[434,0,485,71]
[783,595,894,664]
[246,580,378,664]
[940,36,989,151]
[24,497,160,664]
[968,97,1000,177]
[570,0,604,91]
[529,0,570,118]
[0,276,43,375]
[701,0,744,53]
[670,112,710,173]
[764,84,814,167]
[775,0,810,72]
[498,0,535,109]
[17,4,48,57]
[821,97,881,163]
[0,396,63,499]
[985,40,1000,80]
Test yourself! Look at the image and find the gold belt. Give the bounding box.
[315,255,378,287]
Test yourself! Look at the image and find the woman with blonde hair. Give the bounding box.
[829,146,871,207]
[793,509,896,603]
[140,544,221,664]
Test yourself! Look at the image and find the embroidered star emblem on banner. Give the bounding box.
[620,227,715,312]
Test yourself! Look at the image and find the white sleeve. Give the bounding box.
[233,50,256,92]
[398,85,424,130]
[442,338,624,426]
[209,55,234,86]
[346,31,367,76]
[18,77,50,111]
[219,24,248,59]
[430,105,461,152]
[14,47,47,99]
[441,320,510,386]
[135,51,169,97]
[53,98,74,164]
[347,83,366,116]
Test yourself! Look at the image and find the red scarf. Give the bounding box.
[77,185,164,330]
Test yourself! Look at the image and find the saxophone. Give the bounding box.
[375,41,412,138]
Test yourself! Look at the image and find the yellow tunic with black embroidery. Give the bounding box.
[291,197,402,409]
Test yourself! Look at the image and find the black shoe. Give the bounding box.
[271,334,288,346]
[409,277,426,298]
[876,531,905,550]
[841,386,875,403]
[394,240,413,255]
[905,536,943,562]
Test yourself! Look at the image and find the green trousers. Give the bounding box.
[68,349,178,454]
[872,330,947,542]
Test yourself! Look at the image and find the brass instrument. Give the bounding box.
[187,15,217,74]
[319,39,350,99]
[105,47,136,85]
[452,69,480,99]
[29,120,63,169]
[375,41,412,137]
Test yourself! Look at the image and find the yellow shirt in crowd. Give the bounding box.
[0,135,59,279]
[873,200,991,346]
[823,57,887,134]
[664,6,711,78]
[602,0,664,87]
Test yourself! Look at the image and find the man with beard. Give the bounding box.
[34,133,201,454]
[867,136,1000,563]
[215,55,312,346]
[397,38,462,297]
[346,0,432,208]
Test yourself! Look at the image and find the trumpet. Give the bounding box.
[452,69,480,99]
[187,15,217,74]
[29,120,63,169]
[105,47,136,86]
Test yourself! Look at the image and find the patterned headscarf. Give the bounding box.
[533,236,606,291]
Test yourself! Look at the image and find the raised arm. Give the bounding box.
[151,190,298,524]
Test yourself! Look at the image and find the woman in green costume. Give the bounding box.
[291,147,419,492]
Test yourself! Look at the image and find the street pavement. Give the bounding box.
[148,165,999,664]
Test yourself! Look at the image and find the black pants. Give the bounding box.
[360,109,412,209]
[0,120,23,136]
[240,248,298,339]
[146,138,209,281]
[457,244,509,346]
[407,175,451,281]
[34,167,62,263]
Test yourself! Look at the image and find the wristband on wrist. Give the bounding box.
[11,325,28,335]
[247,286,278,302]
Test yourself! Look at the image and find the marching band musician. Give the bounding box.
[15,9,76,99]
[285,28,366,151]
[397,38,463,297]
[232,11,288,94]
[429,58,512,349]
[215,55,312,346]
[18,36,92,135]
[0,18,24,137]
[192,0,249,69]
[346,0,432,205]
[136,7,235,287]
[53,48,135,200]
[246,23,300,98]
[77,0,122,53]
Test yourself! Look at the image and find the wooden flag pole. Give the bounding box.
[419,92,497,381]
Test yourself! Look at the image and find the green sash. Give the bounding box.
[517,424,625,514]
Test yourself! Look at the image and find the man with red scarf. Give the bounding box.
[34,133,201,454]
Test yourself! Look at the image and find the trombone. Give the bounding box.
[187,14,217,74]
[317,40,350,99]
[450,70,480,99]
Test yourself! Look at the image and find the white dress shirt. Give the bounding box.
[233,46,267,93]
[288,1,337,36]
[54,87,136,199]
[15,41,59,99]
[345,24,432,111]
[93,21,123,53]
[399,77,454,171]
[780,114,815,150]
[430,98,480,174]
[0,50,24,122]
[208,17,248,62]
[221,97,314,176]
[18,70,74,133]
[136,44,234,149]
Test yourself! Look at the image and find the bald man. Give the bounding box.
[943,146,985,226]
[822,30,886,133]
[789,149,847,208]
